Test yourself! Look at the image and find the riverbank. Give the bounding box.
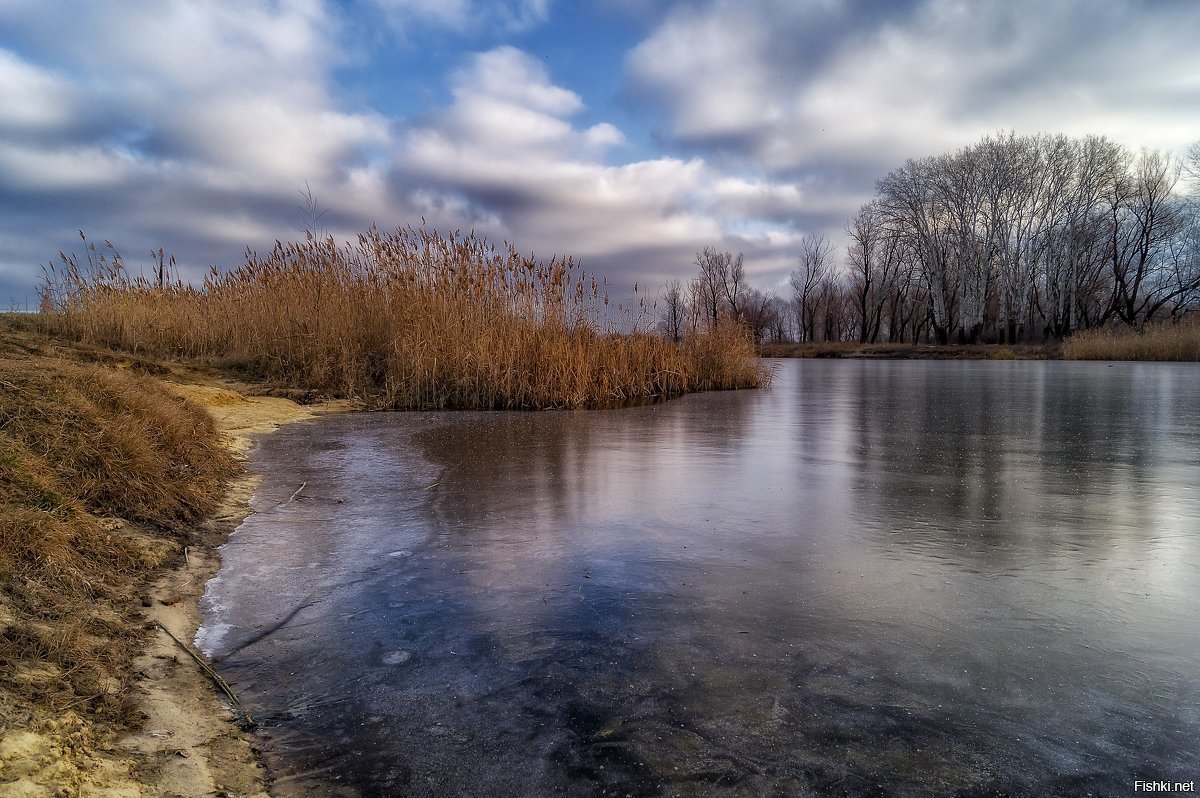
[117,382,350,797]
[758,341,1054,359]
[761,320,1200,360]
[0,315,351,796]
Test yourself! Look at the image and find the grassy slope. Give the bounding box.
[0,313,236,738]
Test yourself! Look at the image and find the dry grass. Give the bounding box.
[759,341,1050,360]
[0,353,237,722]
[42,227,770,408]
[1061,319,1200,361]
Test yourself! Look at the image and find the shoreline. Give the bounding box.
[2,314,1192,794]
[120,382,354,796]
[758,341,1055,360]
[0,366,351,797]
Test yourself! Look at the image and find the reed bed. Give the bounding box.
[1061,319,1200,361]
[42,228,770,408]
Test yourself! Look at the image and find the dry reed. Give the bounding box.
[41,228,770,408]
[1061,319,1200,361]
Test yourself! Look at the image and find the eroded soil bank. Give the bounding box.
[1,317,351,797]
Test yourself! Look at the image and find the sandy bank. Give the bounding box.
[1,376,352,798]
[120,383,353,796]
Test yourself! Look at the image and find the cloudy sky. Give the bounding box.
[2,0,1198,307]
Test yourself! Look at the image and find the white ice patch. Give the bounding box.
[381,650,412,665]
[194,620,231,657]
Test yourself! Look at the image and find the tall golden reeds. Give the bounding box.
[1061,318,1200,361]
[42,227,771,408]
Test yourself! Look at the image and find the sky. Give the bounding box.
[2,0,1199,309]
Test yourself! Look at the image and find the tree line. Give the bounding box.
[662,132,1200,344]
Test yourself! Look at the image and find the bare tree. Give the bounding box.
[659,279,687,342]
[790,235,835,342]
[847,201,906,343]
[868,131,1200,341]
[764,295,793,342]
[877,158,956,343]
[1184,140,1200,183]
[692,246,748,326]
[739,288,778,342]
[1106,149,1195,326]
[693,247,727,328]
[722,252,748,320]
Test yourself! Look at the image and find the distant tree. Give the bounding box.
[1184,140,1200,182]
[869,131,1200,341]
[659,279,687,342]
[764,295,792,342]
[692,246,748,326]
[1106,149,1198,327]
[790,235,835,342]
[846,201,907,343]
[876,158,956,343]
[738,288,779,343]
[692,247,725,327]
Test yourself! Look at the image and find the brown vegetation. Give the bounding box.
[1061,319,1200,361]
[0,340,236,725]
[759,341,1052,360]
[42,227,771,409]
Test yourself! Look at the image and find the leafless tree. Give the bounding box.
[1184,140,1200,183]
[1106,149,1196,326]
[790,235,835,342]
[877,157,957,343]
[693,247,727,327]
[847,201,907,343]
[659,279,687,342]
[870,131,1198,341]
[738,288,779,342]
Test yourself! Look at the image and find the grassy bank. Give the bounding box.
[1061,320,1200,361]
[0,350,236,723]
[42,227,770,409]
[762,320,1200,362]
[759,341,1052,360]
[0,315,247,792]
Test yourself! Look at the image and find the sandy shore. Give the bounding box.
[0,380,351,798]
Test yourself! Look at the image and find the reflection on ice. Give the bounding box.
[199,360,1200,796]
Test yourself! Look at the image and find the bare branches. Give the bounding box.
[871,132,1199,340]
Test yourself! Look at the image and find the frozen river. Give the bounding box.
[198,359,1200,796]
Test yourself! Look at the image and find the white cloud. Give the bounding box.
[616,0,1200,272]
[0,50,79,137]
[0,141,137,190]
[628,0,1200,169]
[0,2,819,304]
[626,6,779,144]
[0,1,400,297]
[391,47,808,287]
[454,46,583,116]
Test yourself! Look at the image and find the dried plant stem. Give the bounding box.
[42,227,771,408]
